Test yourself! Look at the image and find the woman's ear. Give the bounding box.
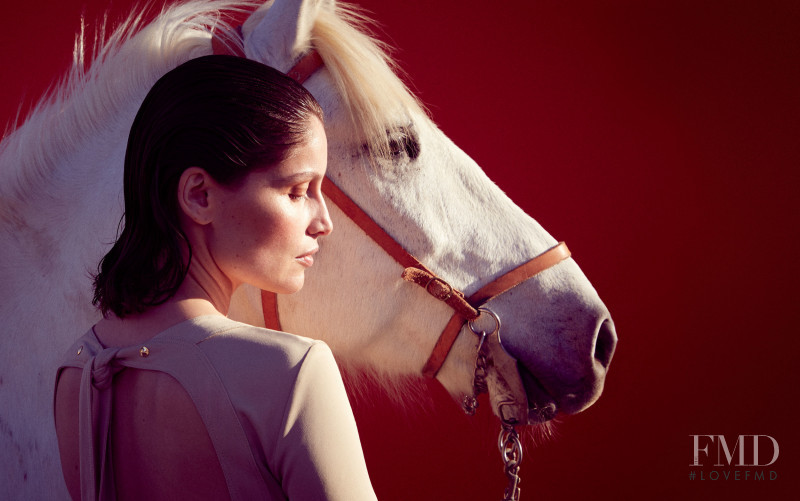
[177,167,214,225]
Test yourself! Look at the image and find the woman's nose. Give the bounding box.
[309,196,333,237]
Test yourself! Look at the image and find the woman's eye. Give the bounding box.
[287,182,311,201]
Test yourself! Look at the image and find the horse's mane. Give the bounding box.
[0,0,425,225]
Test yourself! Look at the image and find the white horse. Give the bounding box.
[0,0,616,498]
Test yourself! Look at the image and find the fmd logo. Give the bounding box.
[689,435,779,482]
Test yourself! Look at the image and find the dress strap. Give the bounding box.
[77,346,130,500]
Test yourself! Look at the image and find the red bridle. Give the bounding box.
[211,34,572,378]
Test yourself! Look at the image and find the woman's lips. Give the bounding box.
[296,248,318,267]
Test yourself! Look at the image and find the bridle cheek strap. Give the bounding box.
[213,35,573,379]
[419,242,570,378]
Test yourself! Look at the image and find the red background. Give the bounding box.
[2,1,798,499]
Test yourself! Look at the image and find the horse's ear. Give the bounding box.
[243,0,333,72]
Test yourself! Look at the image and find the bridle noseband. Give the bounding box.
[412,241,570,377]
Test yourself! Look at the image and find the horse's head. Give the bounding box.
[229,0,617,424]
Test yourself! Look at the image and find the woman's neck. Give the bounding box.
[93,272,231,348]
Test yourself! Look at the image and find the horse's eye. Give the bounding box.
[360,125,421,162]
[387,126,420,160]
[388,139,403,156]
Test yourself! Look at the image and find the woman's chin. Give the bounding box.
[263,276,305,295]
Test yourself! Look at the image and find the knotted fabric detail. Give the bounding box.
[79,347,125,500]
[89,347,123,390]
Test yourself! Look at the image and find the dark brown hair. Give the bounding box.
[93,55,324,318]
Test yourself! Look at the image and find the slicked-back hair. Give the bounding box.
[92,55,324,318]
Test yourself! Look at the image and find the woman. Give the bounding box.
[54,55,376,500]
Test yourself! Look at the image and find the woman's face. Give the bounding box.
[208,116,332,294]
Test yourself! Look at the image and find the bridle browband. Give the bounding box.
[211,34,572,379]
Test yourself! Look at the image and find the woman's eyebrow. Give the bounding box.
[272,171,318,185]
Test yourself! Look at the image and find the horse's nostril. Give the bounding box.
[594,318,617,369]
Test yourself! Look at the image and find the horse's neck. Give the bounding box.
[4,120,128,260]
[0,90,141,384]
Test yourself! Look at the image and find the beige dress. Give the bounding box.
[54,315,376,500]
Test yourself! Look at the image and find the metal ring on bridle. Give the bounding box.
[468,307,501,335]
[425,276,453,301]
[498,426,524,465]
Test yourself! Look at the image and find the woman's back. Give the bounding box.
[54,316,374,500]
[56,365,230,500]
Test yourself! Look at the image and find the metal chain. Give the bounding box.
[462,330,489,415]
[498,423,523,501]
[463,309,524,501]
